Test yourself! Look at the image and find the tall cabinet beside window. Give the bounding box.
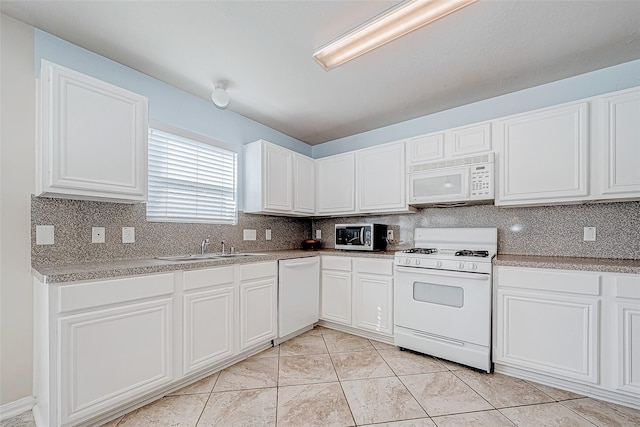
[38,60,148,202]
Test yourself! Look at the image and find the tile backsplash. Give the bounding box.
[31,196,311,266]
[32,197,640,266]
[312,201,640,260]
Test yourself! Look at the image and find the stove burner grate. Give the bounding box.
[455,250,489,257]
[403,248,437,254]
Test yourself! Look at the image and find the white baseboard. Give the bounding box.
[0,396,35,421]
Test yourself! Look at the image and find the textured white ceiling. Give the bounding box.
[3,1,639,145]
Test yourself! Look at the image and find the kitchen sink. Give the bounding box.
[156,253,266,261]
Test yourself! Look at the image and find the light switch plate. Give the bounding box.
[92,227,105,244]
[387,230,394,240]
[265,229,272,240]
[36,225,55,245]
[316,230,322,239]
[583,226,596,242]
[243,229,257,241]
[122,227,135,244]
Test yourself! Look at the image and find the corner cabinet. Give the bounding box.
[243,140,315,216]
[38,60,148,203]
[495,102,589,206]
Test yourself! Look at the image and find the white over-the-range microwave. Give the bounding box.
[408,153,494,206]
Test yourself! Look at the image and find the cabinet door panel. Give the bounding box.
[354,274,393,336]
[40,60,147,201]
[264,144,293,211]
[293,154,315,214]
[496,289,599,383]
[497,103,589,205]
[601,90,640,196]
[183,287,234,375]
[59,299,172,424]
[408,133,445,163]
[617,302,640,396]
[357,142,406,212]
[450,123,491,156]
[316,154,356,214]
[240,278,276,350]
[320,271,352,325]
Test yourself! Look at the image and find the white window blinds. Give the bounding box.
[147,127,237,224]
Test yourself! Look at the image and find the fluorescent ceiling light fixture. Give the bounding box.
[313,0,477,71]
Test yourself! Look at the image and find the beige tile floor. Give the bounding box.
[3,326,640,427]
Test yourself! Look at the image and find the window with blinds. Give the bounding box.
[147,127,237,224]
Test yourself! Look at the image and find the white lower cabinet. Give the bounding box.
[239,262,277,350]
[494,266,640,408]
[34,273,175,427]
[182,266,236,375]
[320,256,393,338]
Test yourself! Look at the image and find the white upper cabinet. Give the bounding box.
[407,133,445,163]
[316,152,356,215]
[243,140,313,216]
[407,122,492,164]
[357,141,407,213]
[293,153,316,214]
[38,60,148,203]
[592,87,640,200]
[450,122,492,156]
[495,102,589,206]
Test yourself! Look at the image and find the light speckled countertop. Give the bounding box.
[33,250,640,284]
[33,249,396,284]
[494,254,640,274]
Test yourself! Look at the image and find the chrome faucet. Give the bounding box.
[200,236,210,254]
[221,240,225,254]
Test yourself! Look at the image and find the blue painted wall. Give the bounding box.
[34,30,311,157]
[312,59,640,158]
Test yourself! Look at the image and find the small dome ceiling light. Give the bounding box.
[211,82,230,109]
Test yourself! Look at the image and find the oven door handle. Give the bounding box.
[395,266,490,280]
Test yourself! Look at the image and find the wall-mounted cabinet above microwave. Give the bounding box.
[408,153,495,206]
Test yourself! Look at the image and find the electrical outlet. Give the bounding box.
[36,225,55,245]
[92,227,105,244]
[243,229,257,241]
[387,230,394,241]
[122,227,135,244]
[265,229,272,240]
[316,229,322,239]
[583,226,596,242]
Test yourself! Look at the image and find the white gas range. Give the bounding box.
[394,228,497,373]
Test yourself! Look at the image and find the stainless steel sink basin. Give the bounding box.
[156,253,266,261]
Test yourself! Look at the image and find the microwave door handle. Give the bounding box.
[360,227,365,245]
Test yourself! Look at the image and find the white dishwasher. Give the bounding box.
[277,257,320,341]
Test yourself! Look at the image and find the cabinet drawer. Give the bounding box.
[58,273,174,313]
[497,267,600,296]
[183,266,235,291]
[353,258,393,275]
[322,256,351,271]
[240,261,277,281]
[616,275,640,299]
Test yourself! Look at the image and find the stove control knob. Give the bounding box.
[415,259,421,266]
[457,262,465,269]
[405,259,411,265]
[435,261,442,268]
[470,263,478,270]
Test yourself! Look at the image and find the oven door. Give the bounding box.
[394,266,491,346]
[408,167,469,204]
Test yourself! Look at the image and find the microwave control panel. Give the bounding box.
[470,164,494,199]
